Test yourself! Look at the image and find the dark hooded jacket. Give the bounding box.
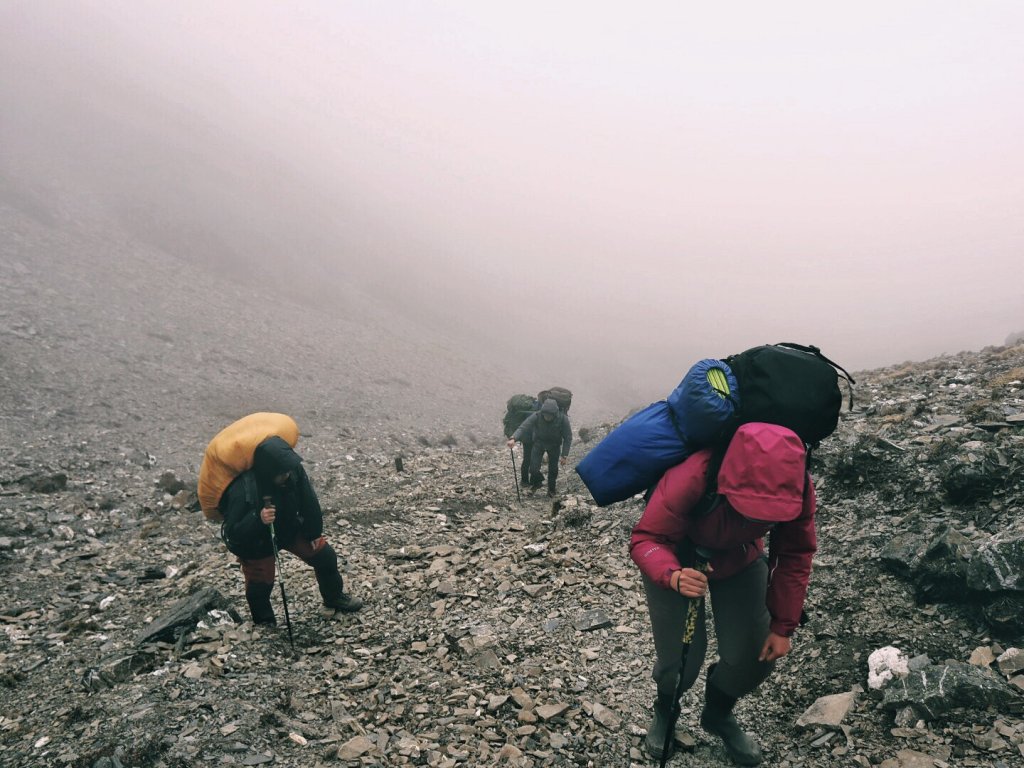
[512,398,573,456]
[221,436,323,559]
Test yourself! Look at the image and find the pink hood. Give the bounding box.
[718,422,806,523]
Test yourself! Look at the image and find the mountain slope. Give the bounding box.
[1,289,1023,766]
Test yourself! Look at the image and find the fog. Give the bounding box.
[2,1,1023,413]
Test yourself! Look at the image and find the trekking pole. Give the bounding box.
[659,547,712,768]
[509,446,522,503]
[264,497,295,652]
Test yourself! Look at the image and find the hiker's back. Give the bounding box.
[198,412,300,521]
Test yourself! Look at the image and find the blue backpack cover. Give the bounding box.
[575,359,738,507]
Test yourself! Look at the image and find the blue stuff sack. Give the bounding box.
[575,359,738,506]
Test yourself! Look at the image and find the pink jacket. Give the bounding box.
[629,423,817,637]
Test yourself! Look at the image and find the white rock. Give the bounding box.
[868,645,909,689]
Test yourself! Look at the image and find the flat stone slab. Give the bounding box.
[795,691,857,729]
[135,587,237,645]
[574,609,612,632]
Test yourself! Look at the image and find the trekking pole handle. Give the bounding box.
[660,547,714,768]
[681,549,713,645]
[262,495,277,525]
[264,498,281,562]
[693,547,713,570]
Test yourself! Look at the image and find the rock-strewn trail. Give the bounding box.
[2,341,1024,767]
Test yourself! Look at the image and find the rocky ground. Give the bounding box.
[3,205,1024,768]
[1,337,1023,768]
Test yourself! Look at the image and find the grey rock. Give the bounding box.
[881,661,1021,720]
[942,459,1000,504]
[135,587,238,644]
[24,472,67,493]
[997,648,1024,676]
[984,594,1024,634]
[590,702,621,730]
[156,470,186,494]
[574,609,612,632]
[913,528,976,602]
[795,691,858,729]
[967,529,1024,593]
[535,703,569,720]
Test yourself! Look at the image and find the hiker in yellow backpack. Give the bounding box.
[219,436,363,624]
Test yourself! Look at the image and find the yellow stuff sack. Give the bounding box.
[197,412,300,521]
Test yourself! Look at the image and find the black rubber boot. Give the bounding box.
[310,545,364,613]
[700,678,762,766]
[245,582,276,626]
[644,695,676,761]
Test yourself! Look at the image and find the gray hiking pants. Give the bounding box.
[529,441,560,492]
[642,557,775,701]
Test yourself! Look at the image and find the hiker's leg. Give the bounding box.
[288,537,363,613]
[701,558,772,766]
[239,556,276,625]
[546,444,559,494]
[520,441,533,485]
[641,572,707,759]
[706,558,773,697]
[528,443,544,488]
[642,573,708,701]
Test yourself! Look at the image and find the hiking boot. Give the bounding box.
[700,680,762,766]
[645,696,676,760]
[245,582,276,626]
[546,489,556,498]
[324,593,363,614]
[310,543,363,614]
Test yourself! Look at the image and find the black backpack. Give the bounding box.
[688,343,854,516]
[538,386,572,413]
[724,343,854,447]
[503,394,538,438]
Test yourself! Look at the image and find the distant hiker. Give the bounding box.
[220,436,363,624]
[630,423,816,766]
[507,397,572,497]
[503,394,540,487]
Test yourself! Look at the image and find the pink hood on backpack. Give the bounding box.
[718,423,806,523]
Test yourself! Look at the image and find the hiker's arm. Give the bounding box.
[758,632,792,662]
[295,467,323,540]
[511,413,537,443]
[669,565,710,598]
[560,417,572,459]
[765,476,817,637]
[629,456,706,589]
[222,483,264,543]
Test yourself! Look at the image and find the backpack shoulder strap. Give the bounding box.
[242,472,259,508]
[690,443,727,518]
[689,419,741,517]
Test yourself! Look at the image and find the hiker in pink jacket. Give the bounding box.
[630,422,816,766]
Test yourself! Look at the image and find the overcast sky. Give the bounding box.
[2,1,1022,402]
